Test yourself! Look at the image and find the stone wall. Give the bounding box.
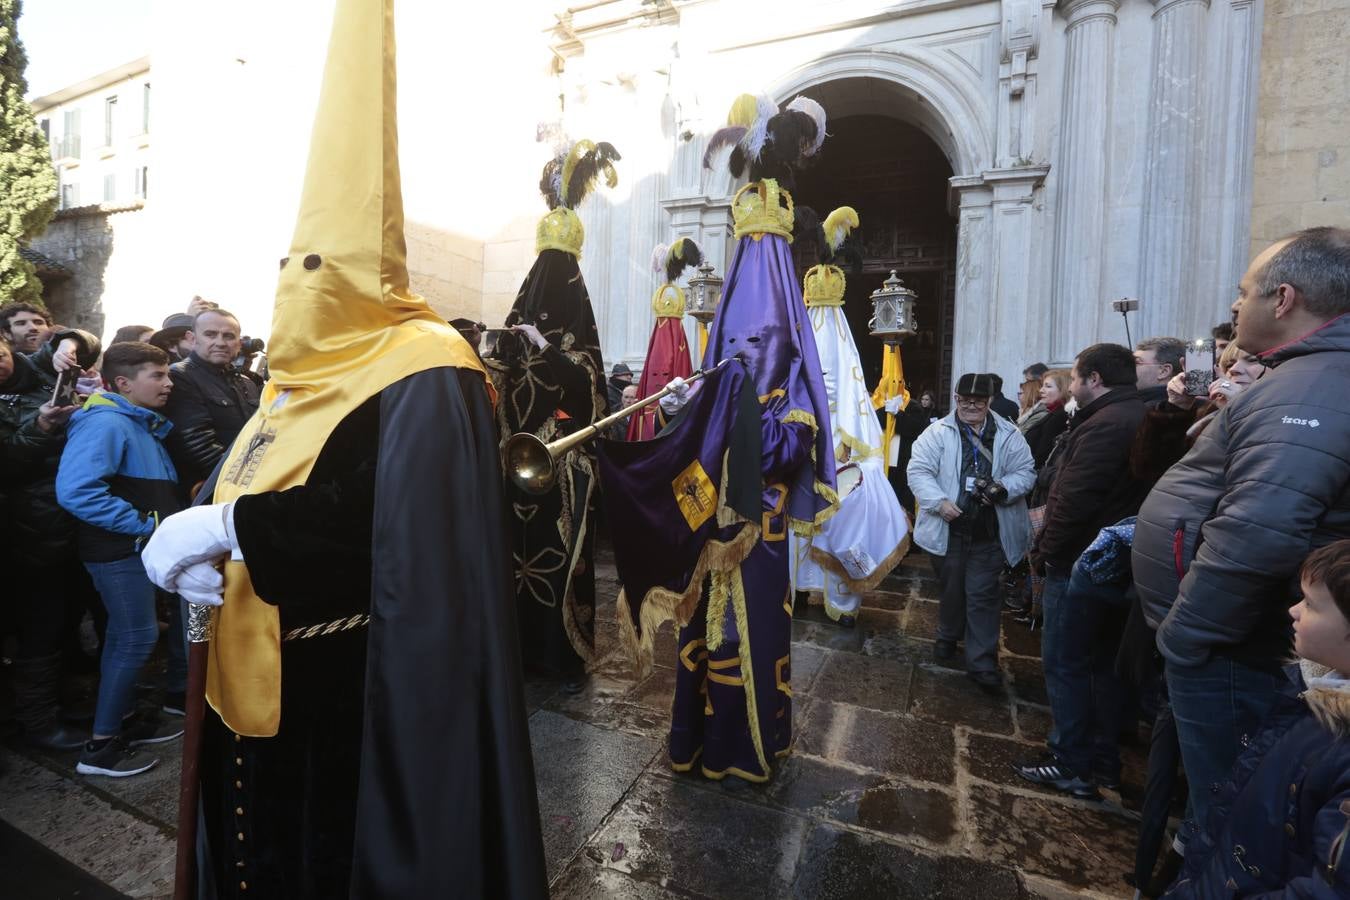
[29,203,155,340]
[1249,0,1350,255]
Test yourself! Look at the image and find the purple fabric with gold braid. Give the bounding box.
[700,231,836,532]
[667,414,813,782]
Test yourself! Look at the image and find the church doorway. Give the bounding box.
[792,114,958,413]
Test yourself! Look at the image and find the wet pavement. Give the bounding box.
[1,546,1143,898]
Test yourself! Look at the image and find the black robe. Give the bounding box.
[488,249,606,678]
[195,368,546,899]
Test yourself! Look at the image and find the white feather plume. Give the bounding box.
[786,96,827,156]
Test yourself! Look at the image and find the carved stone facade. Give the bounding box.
[136,0,1338,390]
[536,0,1267,385]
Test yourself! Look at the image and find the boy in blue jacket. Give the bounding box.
[1164,539,1350,898]
[57,342,186,776]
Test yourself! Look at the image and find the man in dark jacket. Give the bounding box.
[161,308,260,495]
[986,373,1020,421]
[1018,343,1145,799]
[0,329,102,750]
[1133,226,1350,833]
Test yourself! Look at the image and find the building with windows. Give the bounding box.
[39,2,1345,392]
[27,58,155,335]
[33,57,150,210]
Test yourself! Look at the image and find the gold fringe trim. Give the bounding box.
[780,407,843,536]
[613,520,761,679]
[808,531,912,595]
[731,564,770,778]
[836,427,883,461]
[705,569,732,653]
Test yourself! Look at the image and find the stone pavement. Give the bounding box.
[1,547,1145,898]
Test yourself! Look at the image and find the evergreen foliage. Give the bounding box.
[0,0,57,304]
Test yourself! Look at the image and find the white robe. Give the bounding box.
[791,304,911,618]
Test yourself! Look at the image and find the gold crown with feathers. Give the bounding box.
[803,207,860,307]
[536,139,621,257]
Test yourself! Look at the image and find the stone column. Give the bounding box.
[1205,0,1259,336]
[1048,0,1120,362]
[1138,0,1213,340]
[951,179,994,388]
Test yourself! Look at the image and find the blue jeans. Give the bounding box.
[85,556,160,735]
[1166,655,1282,830]
[1040,561,1129,780]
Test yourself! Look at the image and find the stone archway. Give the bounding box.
[770,49,1048,394]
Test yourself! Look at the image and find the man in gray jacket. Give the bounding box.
[907,373,1036,693]
[1133,226,1350,830]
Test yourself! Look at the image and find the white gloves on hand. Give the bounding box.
[176,562,226,607]
[141,503,239,604]
[883,396,904,415]
[659,376,692,416]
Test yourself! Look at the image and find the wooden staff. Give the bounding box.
[173,603,211,900]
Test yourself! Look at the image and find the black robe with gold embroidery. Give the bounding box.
[487,249,605,678]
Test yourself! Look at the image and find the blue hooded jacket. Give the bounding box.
[56,391,182,562]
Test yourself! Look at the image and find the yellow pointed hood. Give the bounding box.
[206,0,482,737]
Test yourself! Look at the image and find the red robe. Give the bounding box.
[626,315,693,440]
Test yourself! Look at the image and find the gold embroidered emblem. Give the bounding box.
[671,460,716,531]
[223,424,277,488]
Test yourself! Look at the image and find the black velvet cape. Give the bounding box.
[195,367,547,899]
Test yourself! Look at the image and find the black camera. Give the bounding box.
[972,476,1008,507]
[239,336,265,356]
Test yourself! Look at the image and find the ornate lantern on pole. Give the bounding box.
[686,259,725,358]
[868,270,919,477]
[868,269,918,345]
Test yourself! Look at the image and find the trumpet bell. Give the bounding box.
[505,432,557,494]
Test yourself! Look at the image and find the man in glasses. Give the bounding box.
[907,373,1036,694]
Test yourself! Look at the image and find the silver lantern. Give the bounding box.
[868,270,918,344]
[686,260,724,325]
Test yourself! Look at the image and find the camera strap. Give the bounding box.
[959,420,995,475]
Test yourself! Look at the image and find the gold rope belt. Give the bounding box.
[281,613,371,642]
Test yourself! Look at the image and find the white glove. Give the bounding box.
[658,377,691,416]
[176,562,225,607]
[142,503,238,594]
[883,396,904,415]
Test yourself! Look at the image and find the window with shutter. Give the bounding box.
[104,96,117,147]
[104,173,117,202]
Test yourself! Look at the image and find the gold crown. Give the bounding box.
[651,283,686,318]
[803,264,846,307]
[732,179,794,242]
[536,207,585,257]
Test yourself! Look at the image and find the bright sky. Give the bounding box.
[20,0,153,99]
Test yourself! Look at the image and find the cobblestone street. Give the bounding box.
[2,547,1143,898]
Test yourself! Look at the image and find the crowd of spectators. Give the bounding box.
[904,225,1350,897]
[1,296,263,776]
[3,226,1349,896]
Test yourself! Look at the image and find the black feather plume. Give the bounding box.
[702,126,748,169]
[665,239,703,283]
[793,205,821,248]
[539,157,564,209]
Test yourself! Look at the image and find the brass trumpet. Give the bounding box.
[505,363,722,494]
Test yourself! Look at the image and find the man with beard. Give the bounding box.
[1,301,52,356]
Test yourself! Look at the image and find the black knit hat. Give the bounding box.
[954,372,995,398]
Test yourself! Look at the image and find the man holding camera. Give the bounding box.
[1018,343,1145,800]
[907,373,1036,693]
[161,308,260,495]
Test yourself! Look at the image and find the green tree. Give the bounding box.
[0,0,57,304]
